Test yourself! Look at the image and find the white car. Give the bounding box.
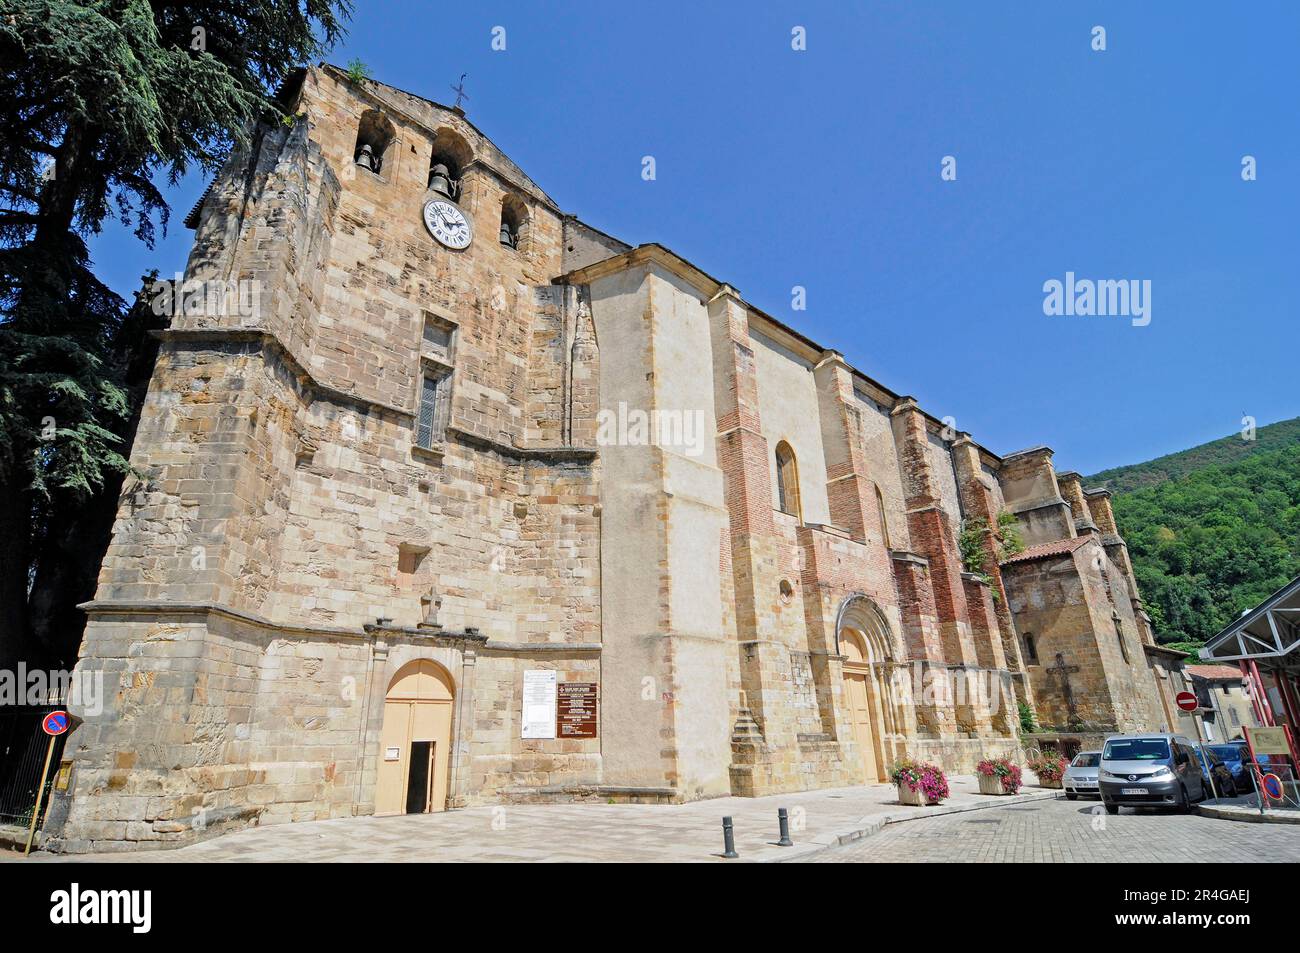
[1063,750,1102,800]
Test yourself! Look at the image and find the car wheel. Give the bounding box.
[1104,801,1119,815]
[1066,791,1077,801]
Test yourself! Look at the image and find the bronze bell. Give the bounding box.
[428,163,454,197]
[499,221,516,248]
[355,143,376,172]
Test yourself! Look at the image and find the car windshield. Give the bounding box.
[1209,746,1239,760]
[1072,753,1101,767]
[1103,738,1170,761]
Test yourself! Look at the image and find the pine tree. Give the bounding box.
[0,0,350,666]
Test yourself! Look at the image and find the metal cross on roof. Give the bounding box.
[450,73,469,110]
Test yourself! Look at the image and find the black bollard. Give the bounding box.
[777,807,793,846]
[721,815,739,858]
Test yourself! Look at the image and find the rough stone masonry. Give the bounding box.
[42,65,1176,852]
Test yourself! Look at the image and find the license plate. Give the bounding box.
[1121,787,1148,795]
[1078,781,1097,787]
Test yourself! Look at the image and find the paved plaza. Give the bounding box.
[799,795,1300,863]
[11,776,1055,863]
[7,777,1300,863]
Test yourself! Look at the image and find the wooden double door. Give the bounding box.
[375,660,454,816]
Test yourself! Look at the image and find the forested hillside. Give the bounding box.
[1087,421,1300,651]
[1089,417,1300,494]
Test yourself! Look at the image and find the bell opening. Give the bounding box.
[354,109,395,175]
[500,194,527,251]
[427,128,473,204]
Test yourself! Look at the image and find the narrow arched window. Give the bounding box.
[874,482,891,549]
[775,441,801,519]
[1022,633,1039,665]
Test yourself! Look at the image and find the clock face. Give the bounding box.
[422,199,472,249]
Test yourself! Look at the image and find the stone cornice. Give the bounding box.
[555,242,726,298]
[362,622,489,647]
[447,426,598,463]
[79,598,366,641]
[480,641,602,654]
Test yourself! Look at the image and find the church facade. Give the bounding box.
[46,66,1171,851]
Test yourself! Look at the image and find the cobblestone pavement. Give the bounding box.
[797,795,1300,862]
[7,776,1055,863]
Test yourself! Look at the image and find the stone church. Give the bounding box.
[45,65,1173,851]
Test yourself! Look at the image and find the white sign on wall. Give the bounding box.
[522,670,557,739]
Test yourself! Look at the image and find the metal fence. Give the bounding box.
[1240,759,1299,813]
[0,704,68,828]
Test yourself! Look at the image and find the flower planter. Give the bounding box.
[1027,754,1068,790]
[896,783,929,806]
[976,758,1023,795]
[891,758,950,806]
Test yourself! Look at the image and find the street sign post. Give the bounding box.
[1176,691,1198,713]
[24,709,72,857]
[1244,724,1298,814]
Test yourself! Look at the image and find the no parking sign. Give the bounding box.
[1261,773,1285,800]
[41,710,69,736]
[25,709,74,856]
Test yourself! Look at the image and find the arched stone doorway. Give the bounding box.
[376,659,455,816]
[837,596,896,784]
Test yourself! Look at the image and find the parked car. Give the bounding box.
[1224,739,1271,773]
[1063,750,1101,800]
[1207,743,1253,793]
[1192,744,1238,797]
[1099,733,1207,814]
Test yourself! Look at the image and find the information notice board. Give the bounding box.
[557,682,598,738]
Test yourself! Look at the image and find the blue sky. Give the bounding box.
[89,1,1298,475]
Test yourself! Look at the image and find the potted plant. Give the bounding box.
[1028,752,1068,789]
[976,757,1023,795]
[890,757,950,806]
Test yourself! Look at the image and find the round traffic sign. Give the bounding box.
[1175,691,1198,712]
[1261,773,1285,800]
[41,710,69,736]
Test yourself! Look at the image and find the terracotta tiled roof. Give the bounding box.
[1000,535,1092,565]
[1186,664,1244,681]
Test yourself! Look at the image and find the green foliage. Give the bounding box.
[958,510,1025,584]
[1087,435,1300,647]
[996,509,1024,557]
[1018,700,1037,734]
[0,0,349,662]
[346,57,372,84]
[958,519,988,577]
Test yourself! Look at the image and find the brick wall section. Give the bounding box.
[814,352,885,548]
[890,399,972,664]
